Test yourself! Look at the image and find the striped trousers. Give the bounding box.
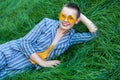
[0,41,34,80]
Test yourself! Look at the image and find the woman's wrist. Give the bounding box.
[79,13,98,32]
[79,13,87,22]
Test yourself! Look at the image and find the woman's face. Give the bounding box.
[59,7,78,30]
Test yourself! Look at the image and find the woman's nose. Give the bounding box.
[64,17,68,22]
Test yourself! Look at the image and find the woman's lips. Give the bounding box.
[62,22,70,27]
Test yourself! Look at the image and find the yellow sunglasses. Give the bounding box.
[58,13,76,24]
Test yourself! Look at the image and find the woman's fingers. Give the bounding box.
[44,60,61,67]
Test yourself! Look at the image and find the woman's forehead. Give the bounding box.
[61,7,77,16]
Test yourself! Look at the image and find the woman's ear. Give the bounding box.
[75,18,80,24]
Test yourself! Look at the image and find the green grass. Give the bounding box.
[0,0,120,80]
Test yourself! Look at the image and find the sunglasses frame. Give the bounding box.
[58,13,76,24]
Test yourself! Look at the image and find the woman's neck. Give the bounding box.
[51,26,69,45]
[57,26,69,35]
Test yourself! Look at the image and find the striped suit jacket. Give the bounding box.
[17,18,96,59]
[0,18,96,78]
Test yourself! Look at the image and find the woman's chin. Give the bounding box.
[60,26,70,30]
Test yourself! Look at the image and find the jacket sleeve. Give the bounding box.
[70,31,97,45]
[20,18,47,58]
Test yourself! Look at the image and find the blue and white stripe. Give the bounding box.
[0,18,96,79]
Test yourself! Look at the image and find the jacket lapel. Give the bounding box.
[51,21,59,42]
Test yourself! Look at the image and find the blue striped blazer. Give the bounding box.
[15,18,96,59]
[0,18,96,78]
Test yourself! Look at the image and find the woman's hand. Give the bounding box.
[30,53,60,68]
[41,60,60,67]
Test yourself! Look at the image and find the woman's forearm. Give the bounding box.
[30,53,60,67]
[80,13,98,32]
[30,53,46,67]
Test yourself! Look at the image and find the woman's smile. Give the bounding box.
[62,21,70,27]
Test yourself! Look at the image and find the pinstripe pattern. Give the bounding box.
[0,18,96,79]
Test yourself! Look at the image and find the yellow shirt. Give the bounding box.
[29,44,54,65]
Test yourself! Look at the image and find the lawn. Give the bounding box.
[0,0,120,80]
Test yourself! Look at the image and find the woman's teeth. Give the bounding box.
[62,22,69,27]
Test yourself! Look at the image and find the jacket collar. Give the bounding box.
[51,21,72,46]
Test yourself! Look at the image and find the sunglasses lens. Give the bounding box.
[59,13,75,24]
[59,13,66,21]
[68,16,75,24]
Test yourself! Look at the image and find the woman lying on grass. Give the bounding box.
[0,3,97,79]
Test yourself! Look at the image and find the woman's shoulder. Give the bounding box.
[43,17,59,26]
[39,18,59,30]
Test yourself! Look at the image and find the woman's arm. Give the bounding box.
[30,53,60,67]
[70,13,98,45]
[79,13,98,32]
